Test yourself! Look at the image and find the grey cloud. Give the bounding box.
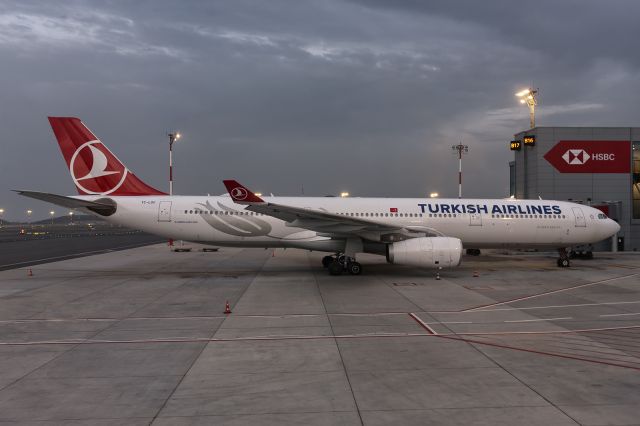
[1,0,639,220]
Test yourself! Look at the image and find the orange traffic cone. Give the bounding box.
[28,269,33,277]
[224,301,232,314]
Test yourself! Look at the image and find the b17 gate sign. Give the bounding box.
[544,140,630,173]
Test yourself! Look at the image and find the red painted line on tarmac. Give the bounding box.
[436,334,640,371]
[409,313,437,335]
[461,273,639,313]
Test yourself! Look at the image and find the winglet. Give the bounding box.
[222,180,265,204]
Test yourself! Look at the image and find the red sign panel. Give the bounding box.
[593,205,610,216]
[390,207,398,213]
[544,140,630,173]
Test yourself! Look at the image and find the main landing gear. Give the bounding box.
[557,248,570,268]
[322,254,362,276]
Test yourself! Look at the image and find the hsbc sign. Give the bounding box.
[544,140,630,173]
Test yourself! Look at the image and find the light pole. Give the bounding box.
[452,143,469,199]
[168,132,181,196]
[50,211,55,225]
[515,88,538,129]
[0,208,4,227]
[26,209,32,223]
[69,211,74,225]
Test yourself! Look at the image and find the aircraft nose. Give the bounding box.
[611,220,621,234]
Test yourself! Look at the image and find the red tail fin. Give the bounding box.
[48,117,166,196]
[223,180,265,203]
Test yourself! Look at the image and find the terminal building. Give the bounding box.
[509,127,640,251]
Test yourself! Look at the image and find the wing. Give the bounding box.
[222,180,443,241]
[14,190,117,216]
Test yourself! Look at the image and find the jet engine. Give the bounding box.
[386,237,462,268]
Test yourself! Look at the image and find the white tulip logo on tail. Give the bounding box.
[69,140,128,195]
[231,187,248,201]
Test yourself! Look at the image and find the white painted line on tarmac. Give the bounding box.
[0,242,156,269]
[464,273,639,312]
[600,312,640,318]
[504,317,572,323]
[440,324,640,336]
[464,300,640,313]
[2,324,640,346]
[0,318,115,324]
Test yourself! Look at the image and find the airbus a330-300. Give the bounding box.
[16,117,620,275]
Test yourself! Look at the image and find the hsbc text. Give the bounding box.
[592,153,616,161]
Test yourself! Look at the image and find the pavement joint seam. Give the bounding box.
[310,253,364,426]
[436,335,584,425]
[148,248,271,424]
[0,253,198,396]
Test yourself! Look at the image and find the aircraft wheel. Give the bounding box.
[347,262,362,275]
[558,258,570,268]
[328,261,343,276]
[322,256,334,268]
[586,251,594,260]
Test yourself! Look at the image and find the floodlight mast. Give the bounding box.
[451,143,469,199]
[168,132,181,196]
[515,88,538,128]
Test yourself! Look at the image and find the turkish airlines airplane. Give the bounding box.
[17,117,620,275]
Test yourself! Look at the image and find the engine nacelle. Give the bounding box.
[386,237,462,268]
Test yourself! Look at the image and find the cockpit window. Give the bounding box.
[597,213,607,219]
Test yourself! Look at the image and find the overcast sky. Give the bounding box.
[1,0,639,221]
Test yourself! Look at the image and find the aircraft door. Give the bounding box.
[572,207,586,227]
[158,201,172,222]
[469,212,482,226]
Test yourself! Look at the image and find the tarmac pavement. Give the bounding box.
[0,245,638,425]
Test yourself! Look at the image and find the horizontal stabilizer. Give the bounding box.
[13,190,117,216]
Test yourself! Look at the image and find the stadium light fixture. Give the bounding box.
[515,87,538,128]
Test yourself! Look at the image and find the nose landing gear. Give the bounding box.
[557,248,571,267]
[322,254,362,275]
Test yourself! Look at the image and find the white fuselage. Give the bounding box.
[79,195,619,253]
